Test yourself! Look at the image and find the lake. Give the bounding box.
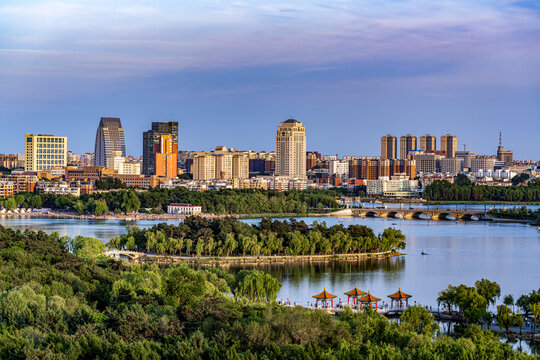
[0,214,538,310]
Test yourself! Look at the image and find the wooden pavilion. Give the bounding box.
[344,285,367,305]
[312,288,337,308]
[357,291,381,310]
[387,288,412,309]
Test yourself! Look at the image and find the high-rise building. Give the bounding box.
[380,135,397,160]
[399,134,417,159]
[275,119,306,178]
[496,132,513,166]
[25,134,67,171]
[440,134,457,158]
[154,134,178,178]
[94,117,126,167]
[420,134,436,151]
[142,122,179,175]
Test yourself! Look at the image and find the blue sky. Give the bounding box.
[1,0,539,159]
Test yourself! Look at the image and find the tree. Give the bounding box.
[29,195,43,209]
[531,302,540,333]
[475,279,500,307]
[3,197,17,211]
[121,191,141,214]
[233,270,281,303]
[503,294,515,312]
[94,200,109,215]
[69,236,105,261]
[73,200,85,214]
[400,305,439,336]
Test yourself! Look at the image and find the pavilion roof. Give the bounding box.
[357,291,381,303]
[312,288,337,299]
[387,288,412,300]
[344,285,367,297]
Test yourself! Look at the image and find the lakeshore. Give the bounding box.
[105,250,399,266]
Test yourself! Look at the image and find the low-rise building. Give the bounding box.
[0,181,14,198]
[35,181,81,197]
[366,174,421,197]
[167,203,202,215]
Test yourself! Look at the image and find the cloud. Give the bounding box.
[0,0,539,96]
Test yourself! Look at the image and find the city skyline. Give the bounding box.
[1,1,539,158]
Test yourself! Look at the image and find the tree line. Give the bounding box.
[0,225,536,359]
[423,175,540,202]
[107,216,407,257]
[0,188,343,215]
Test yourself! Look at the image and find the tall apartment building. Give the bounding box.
[420,134,436,151]
[232,155,249,179]
[275,119,306,178]
[380,134,397,160]
[154,134,178,178]
[192,147,249,180]
[440,134,457,158]
[142,122,179,175]
[399,134,417,159]
[94,117,126,167]
[192,155,216,180]
[24,134,67,171]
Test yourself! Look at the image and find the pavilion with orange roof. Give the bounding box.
[344,285,367,305]
[357,291,381,310]
[387,288,412,309]
[312,288,337,308]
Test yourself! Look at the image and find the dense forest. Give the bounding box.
[107,217,407,256]
[0,225,536,359]
[0,188,343,215]
[423,175,540,202]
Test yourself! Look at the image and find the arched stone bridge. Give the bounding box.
[351,208,486,220]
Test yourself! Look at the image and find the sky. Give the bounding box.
[1,0,539,159]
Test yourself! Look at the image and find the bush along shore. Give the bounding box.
[107,216,407,258]
[0,225,537,359]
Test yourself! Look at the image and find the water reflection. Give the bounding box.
[229,257,406,287]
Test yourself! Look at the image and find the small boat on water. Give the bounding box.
[421,251,429,255]
[391,222,397,225]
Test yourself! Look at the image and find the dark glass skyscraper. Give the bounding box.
[94,117,126,167]
[142,122,179,175]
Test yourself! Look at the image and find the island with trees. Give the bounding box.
[107,217,407,263]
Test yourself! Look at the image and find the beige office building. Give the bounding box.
[381,134,397,160]
[276,119,306,178]
[25,134,67,171]
[420,134,436,151]
[399,134,417,159]
[440,134,458,158]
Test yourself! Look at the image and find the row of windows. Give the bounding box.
[37,160,64,165]
[37,143,64,149]
[37,149,64,154]
[38,155,64,159]
[37,138,65,143]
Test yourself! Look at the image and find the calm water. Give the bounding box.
[0,215,539,309]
